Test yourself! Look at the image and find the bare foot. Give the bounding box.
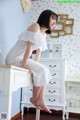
[30,98,43,110]
[36,100,52,113]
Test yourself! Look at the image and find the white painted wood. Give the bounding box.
[66,77,80,119]
[0,65,40,120]
[36,109,40,120]
[21,58,66,120]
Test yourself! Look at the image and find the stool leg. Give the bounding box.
[21,104,24,116]
[36,109,40,120]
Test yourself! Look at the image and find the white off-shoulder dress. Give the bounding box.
[5,30,52,86]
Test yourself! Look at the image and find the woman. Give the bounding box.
[5,9,58,113]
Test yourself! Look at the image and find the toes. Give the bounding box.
[30,98,43,110]
[36,103,52,113]
[30,98,51,113]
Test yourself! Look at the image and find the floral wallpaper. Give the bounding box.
[30,0,80,77]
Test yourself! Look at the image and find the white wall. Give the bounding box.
[31,0,80,77]
[0,0,31,63]
[0,0,31,117]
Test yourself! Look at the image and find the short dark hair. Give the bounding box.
[37,9,58,34]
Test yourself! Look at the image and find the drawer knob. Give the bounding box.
[30,89,32,91]
[48,99,55,102]
[52,73,56,76]
[49,90,56,93]
[49,81,56,84]
[49,65,56,68]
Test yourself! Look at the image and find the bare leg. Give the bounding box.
[32,85,41,99]
[36,86,52,113]
[30,85,42,109]
[30,85,51,113]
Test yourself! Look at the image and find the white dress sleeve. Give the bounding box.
[18,30,48,51]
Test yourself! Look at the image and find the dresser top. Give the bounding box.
[40,58,65,61]
[0,64,29,72]
[66,76,80,82]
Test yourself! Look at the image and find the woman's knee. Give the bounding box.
[39,65,48,74]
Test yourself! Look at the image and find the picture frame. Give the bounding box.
[64,25,73,35]
[62,14,68,19]
[50,14,74,38]
[65,18,74,25]
[61,18,66,24]
[54,22,64,31]
[57,14,68,23]
[50,30,59,38]
[59,30,65,36]
[57,14,62,22]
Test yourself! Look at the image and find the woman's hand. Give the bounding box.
[21,64,32,74]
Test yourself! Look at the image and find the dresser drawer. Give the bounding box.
[45,95,61,105]
[46,86,61,95]
[40,61,61,70]
[24,95,61,105]
[48,79,61,86]
[23,86,33,94]
[23,93,32,102]
[67,97,80,110]
[13,70,32,90]
[67,84,80,96]
[51,71,61,79]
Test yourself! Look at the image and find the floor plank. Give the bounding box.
[15,112,80,120]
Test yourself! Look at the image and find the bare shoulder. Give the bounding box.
[27,23,40,32]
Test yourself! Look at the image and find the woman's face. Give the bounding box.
[49,15,57,30]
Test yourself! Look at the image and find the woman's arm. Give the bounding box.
[22,23,41,65]
[22,41,33,68]
[34,49,41,61]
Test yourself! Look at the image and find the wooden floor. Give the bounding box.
[18,113,80,120]
[15,108,80,120]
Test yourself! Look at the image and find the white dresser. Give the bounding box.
[0,65,40,120]
[21,58,66,120]
[65,76,80,119]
